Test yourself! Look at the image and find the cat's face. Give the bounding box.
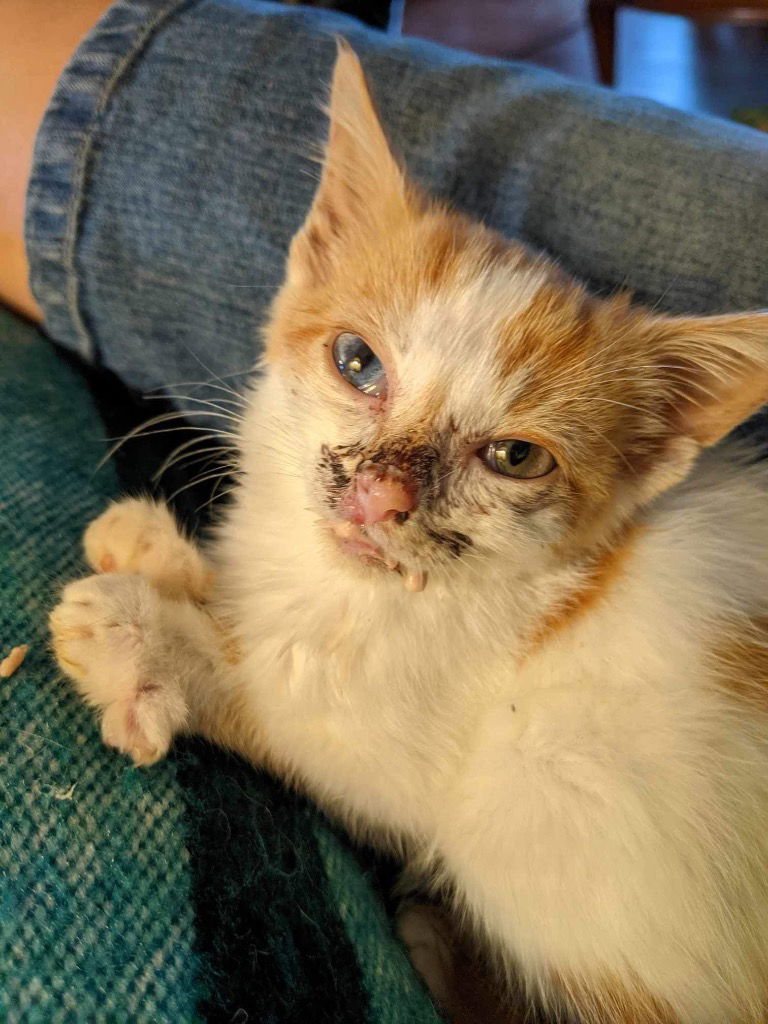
[259,44,768,590]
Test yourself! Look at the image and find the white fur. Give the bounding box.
[49,42,768,1020]
[51,366,768,1020]
[206,371,768,1021]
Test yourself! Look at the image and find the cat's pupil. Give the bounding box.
[506,441,531,465]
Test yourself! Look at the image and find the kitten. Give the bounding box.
[50,43,768,1024]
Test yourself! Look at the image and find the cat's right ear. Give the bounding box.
[286,41,411,287]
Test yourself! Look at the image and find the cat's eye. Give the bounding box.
[480,439,556,479]
[332,332,387,398]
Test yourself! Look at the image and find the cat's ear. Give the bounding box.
[654,311,768,447]
[287,40,410,286]
[606,309,768,516]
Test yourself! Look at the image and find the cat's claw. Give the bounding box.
[100,699,168,766]
[49,574,188,765]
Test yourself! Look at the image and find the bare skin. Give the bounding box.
[0,0,112,321]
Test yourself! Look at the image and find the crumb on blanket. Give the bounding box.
[0,644,29,678]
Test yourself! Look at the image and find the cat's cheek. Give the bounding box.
[282,379,364,464]
[467,487,570,566]
[301,381,380,449]
[456,464,558,524]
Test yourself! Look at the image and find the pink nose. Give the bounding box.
[341,465,417,526]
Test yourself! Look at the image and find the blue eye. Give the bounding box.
[481,439,556,479]
[332,332,387,397]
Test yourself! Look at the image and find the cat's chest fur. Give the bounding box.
[211,437,768,1015]
[229,569,509,839]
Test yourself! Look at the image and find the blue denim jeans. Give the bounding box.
[26,0,768,402]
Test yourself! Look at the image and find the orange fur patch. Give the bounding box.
[712,617,768,710]
[525,526,642,655]
[201,607,242,668]
[268,206,507,366]
[497,280,592,381]
[548,969,680,1024]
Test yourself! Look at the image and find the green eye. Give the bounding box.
[332,332,387,397]
[481,439,556,479]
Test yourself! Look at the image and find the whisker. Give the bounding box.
[589,398,649,415]
[145,387,246,409]
[98,414,239,469]
[152,442,237,482]
[579,424,636,474]
[201,282,280,290]
[194,486,239,517]
[105,425,239,445]
[165,381,248,407]
[435,464,463,488]
[184,347,255,400]
[167,468,239,505]
[143,392,245,423]
[98,411,214,468]
[209,468,239,507]
[151,436,213,482]
[146,368,252,391]
[183,451,239,481]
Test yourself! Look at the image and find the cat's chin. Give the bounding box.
[332,520,395,565]
[326,520,427,592]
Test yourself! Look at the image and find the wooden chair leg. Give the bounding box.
[589,0,618,85]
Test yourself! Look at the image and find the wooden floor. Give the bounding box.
[616,9,768,119]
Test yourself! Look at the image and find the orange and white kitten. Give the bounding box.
[51,44,768,1024]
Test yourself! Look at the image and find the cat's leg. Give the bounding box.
[83,497,212,601]
[397,902,456,1011]
[49,572,261,766]
[397,902,530,1024]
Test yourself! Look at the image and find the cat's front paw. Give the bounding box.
[49,574,188,765]
[84,497,212,601]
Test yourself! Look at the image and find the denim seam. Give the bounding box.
[26,0,194,360]
[64,0,196,361]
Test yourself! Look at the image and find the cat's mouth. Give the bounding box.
[328,520,426,592]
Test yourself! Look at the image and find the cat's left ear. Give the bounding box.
[287,40,411,287]
[654,311,768,447]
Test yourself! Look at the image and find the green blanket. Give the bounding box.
[0,307,440,1023]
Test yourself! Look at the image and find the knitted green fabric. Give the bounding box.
[0,308,441,1024]
[0,310,201,1022]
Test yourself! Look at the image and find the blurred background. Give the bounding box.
[294,0,768,128]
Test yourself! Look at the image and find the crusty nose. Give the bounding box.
[342,464,418,526]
